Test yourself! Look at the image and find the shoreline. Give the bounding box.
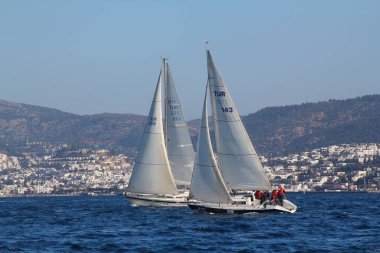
[1,191,379,198]
[0,193,122,198]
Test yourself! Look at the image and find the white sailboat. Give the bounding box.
[188,49,297,214]
[125,59,194,206]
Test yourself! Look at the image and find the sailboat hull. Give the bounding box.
[125,192,188,207]
[188,199,297,214]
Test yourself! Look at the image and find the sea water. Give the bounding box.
[0,193,379,252]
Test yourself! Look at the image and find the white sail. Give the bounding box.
[164,59,195,185]
[189,87,233,203]
[207,50,271,191]
[127,71,178,195]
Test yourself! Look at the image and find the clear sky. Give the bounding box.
[1,1,379,119]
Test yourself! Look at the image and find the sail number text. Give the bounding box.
[214,91,225,97]
[214,91,232,112]
[148,116,157,126]
[168,99,182,121]
[221,107,233,113]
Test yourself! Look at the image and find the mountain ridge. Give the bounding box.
[244,94,380,154]
[1,94,380,156]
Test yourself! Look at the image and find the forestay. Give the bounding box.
[207,50,271,191]
[127,72,178,195]
[164,60,195,185]
[189,88,233,203]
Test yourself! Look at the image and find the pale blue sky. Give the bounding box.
[1,0,379,119]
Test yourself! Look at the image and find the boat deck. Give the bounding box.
[188,199,297,214]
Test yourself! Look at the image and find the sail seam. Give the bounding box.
[195,163,218,167]
[134,162,170,166]
[209,85,227,88]
[215,119,242,123]
[217,153,259,156]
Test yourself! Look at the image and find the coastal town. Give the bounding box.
[264,143,380,192]
[0,142,379,196]
[0,142,132,196]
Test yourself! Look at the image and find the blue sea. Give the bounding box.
[0,193,379,252]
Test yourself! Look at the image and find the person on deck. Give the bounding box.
[254,190,262,202]
[260,191,269,205]
[278,186,286,206]
[271,190,278,205]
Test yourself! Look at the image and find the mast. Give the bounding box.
[163,57,168,148]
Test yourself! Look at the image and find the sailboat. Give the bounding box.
[188,49,297,214]
[125,58,194,206]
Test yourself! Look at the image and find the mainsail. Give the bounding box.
[189,87,233,203]
[163,59,195,185]
[207,50,271,191]
[127,71,178,195]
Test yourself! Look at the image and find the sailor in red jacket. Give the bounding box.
[254,190,262,201]
[278,186,286,206]
[271,190,278,205]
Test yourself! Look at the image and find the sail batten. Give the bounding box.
[164,60,195,185]
[207,50,272,191]
[127,71,178,195]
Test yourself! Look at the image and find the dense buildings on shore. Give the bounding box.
[0,142,379,196]
[0,142,132,196]
[263,143,380,192]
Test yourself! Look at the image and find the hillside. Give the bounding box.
[243,95,380,154]
[0,100,145,154]
[1,94,380,155]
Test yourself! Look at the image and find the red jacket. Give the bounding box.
[271,190,278,200]
[278,187,285,195]
[255,191,262,199]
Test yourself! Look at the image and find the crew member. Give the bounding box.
[260,191,269,205]
[271,190,278,205]
[278,186,286,206]
[254,190,262,202]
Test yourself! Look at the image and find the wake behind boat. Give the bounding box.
[125,58,194,206]
[188,48,297,214]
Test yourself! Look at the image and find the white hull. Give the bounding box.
[125,191,188,207]
[188,199,297,214]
